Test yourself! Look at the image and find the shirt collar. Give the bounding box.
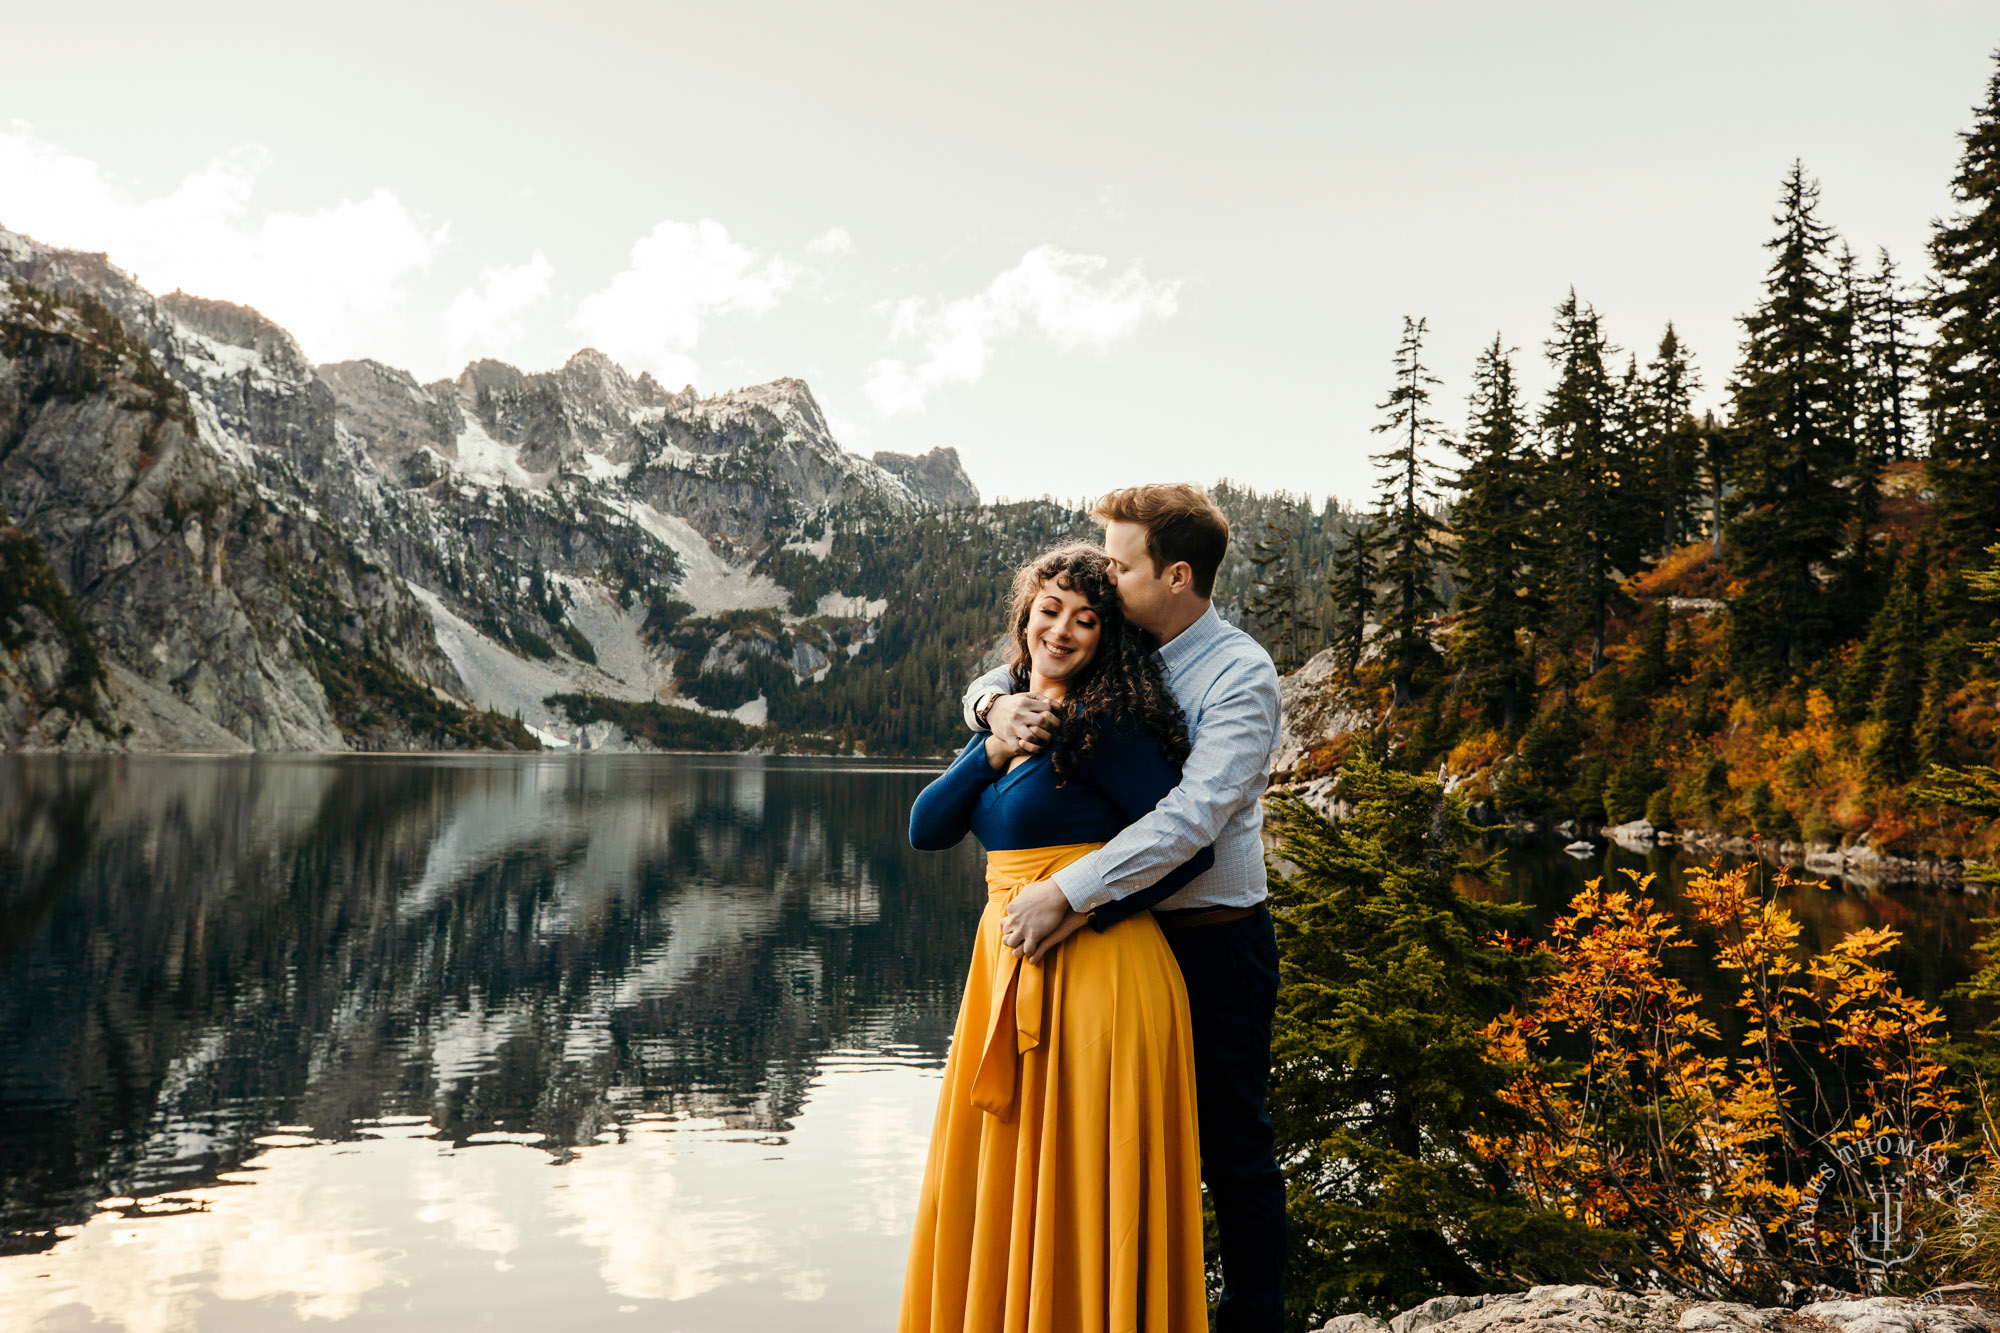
[1155,603,1223,675]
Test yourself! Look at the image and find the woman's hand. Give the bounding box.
[1024,911,1091,966]
[988,691,1055,756]
[982,733,1016,771]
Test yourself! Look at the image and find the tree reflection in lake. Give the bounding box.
[0,755,982,1258]
[0,759,1987,1330]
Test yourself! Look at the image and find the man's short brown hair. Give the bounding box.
[1091,483,1231,598]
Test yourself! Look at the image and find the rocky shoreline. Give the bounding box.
[1281,769,1971,891]
[1318,1285,2000,1333]
[1272,645,1979,893]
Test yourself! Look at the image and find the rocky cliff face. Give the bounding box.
[873,446,982,510]
[0,225,979,752]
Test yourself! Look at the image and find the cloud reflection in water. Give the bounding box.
[0,754,980,1332]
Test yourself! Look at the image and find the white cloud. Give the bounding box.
[0,122,445,363]
[443,251,554,361]
[863,245,1179,416]
[805,226,853,255]
[570,218,798,390]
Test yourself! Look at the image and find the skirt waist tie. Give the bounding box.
[968,841,1105,1121]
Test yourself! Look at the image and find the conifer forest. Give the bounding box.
[1252,55,2000,1330]
[1248,54,2000,869]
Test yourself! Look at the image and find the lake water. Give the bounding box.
[0,756,1986,1331]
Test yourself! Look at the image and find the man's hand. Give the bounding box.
[1025,911,1089,966]
[1001,878,1072,957]
[987,692,1056,756]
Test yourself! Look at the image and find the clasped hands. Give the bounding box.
[985,692,1092,966]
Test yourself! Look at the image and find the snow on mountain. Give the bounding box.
[0,221,979,751]
[623,503,789,616]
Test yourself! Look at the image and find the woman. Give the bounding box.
[899,543,1210,1333]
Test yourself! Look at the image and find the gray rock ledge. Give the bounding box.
[1315,1285,2000,1333]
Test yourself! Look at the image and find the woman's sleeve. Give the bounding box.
[1076,729,1216,931]
[909,735,1001,851]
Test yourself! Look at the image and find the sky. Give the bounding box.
[0,2,1993,508]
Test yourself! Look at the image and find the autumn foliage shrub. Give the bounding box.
[1473,863,1961,1299]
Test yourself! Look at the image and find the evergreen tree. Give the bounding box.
[1249,519,1304,672]
[1832,243,1880,533]
[1632,600,1672,693]
[1538,291,1634,676]
[1725,162,1856,688]
[1862,247,1923,466]
[1267,759,1624,1324]
[1492,693,1585,817]
[1642,325,1703,555]
[1696,410,1734,558]
[1927,52,2000,555]
[1604,731,1661,824]
[1370,317,1451,705]
[1861,536,1932,786]
[1329,520,1379,685]
[1834,539,1898,725]
[1451,335,1540,731]
[1917,620,1971,774]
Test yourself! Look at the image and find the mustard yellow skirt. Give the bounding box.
[898,843,1206,1333]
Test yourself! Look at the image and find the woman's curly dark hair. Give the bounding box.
[1003,543,1190,782]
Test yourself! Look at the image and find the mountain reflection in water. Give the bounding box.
[0,754,983,1331]
[0,757,1985,1330]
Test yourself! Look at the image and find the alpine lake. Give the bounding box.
[0,754,1985,1332]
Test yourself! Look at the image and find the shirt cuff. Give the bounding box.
[1053,860,1113,914]
[965,689,998,733]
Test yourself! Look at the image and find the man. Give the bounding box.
[963,483,1285,1332]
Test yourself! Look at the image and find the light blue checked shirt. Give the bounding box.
[961,604,1280,913]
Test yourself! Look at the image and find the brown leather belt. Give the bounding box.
[1152,904,1260,930]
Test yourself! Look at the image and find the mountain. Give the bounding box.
[0,225,978,752]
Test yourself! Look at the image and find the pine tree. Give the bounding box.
[1642,325,1703,555]
[1538,291,1633,676]
[1927,52,2000,555]
[1917,618,1971,775]
[1861,536,1932,787]
[1248,518,1303,672]
[1862,247,1923,466]
[1696,410,1734,558]
[1492,693,1585,818]
[1604,731,1661,824]
[1832,243,1880,533]
[1725,162,1856,689]
[1370,317,1451,705]
[1451,335,1540,731]
[1267,759,1624,1322]
[1632,600,1672,693]
[1329,520,1379,685]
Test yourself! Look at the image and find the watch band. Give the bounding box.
[973,689,1000,730]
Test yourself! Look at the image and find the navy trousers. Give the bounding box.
[1163,904,1286,1333]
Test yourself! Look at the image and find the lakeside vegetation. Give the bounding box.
[1258,57,2000,1328]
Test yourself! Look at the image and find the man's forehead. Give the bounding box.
[1104,521,1146,555]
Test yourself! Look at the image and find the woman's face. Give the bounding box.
[1025,578,1103,689]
